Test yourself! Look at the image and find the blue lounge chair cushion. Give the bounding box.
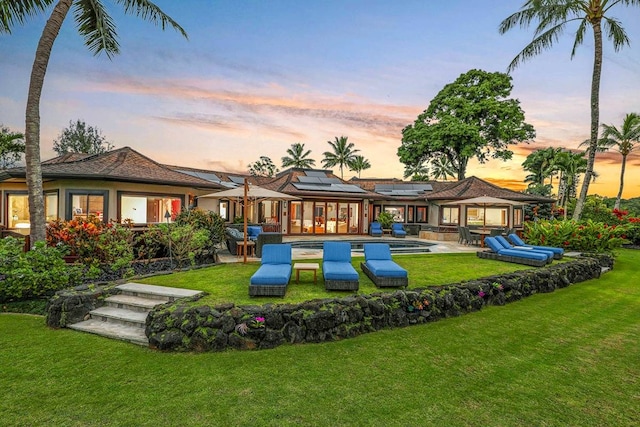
[495,235,554,260]
[250,244,292,285]
[322,241,358,280]
[364,243,392,261]
[365,260,407,277]
[484,237,548,262]
[391,223,406,237]
[247,226,263,241]
[370,221,383,236]
[507,234,565,256]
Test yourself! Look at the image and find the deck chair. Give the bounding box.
[322,241,359,291]
[507,234,564,259]
[360,243,408,288]
[249,244,292,297]
[477,237,549,267]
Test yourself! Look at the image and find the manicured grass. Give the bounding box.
[1,250,639,426]
[137,253,531,306]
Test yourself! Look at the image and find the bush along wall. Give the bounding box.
[145,254,609,352]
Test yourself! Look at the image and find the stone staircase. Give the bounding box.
[68,283,203,346]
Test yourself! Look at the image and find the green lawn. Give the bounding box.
[137,253,532,306]
[1,250,639,426]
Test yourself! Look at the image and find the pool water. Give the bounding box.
[288,239,434,253]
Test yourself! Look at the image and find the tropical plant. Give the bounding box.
[522,147,563,187]
[322,136,359,179]
[376,211,394,229]
[580,113,640,210]
[52,119,114,155]
[554,150,588,218]
[348,155,371,178]
[0,0,187,245]
[430,157,456,181]
[0,125,25,168]
[248,156,279,177]
[398,69,535,180]
[499,0,640,220]
[524,219,629,252]
[281,142,315,169]
[403,161,429,181]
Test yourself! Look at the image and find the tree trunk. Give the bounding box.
[25,0,72,245]
[614,154,627,210]
[573,21,603,220]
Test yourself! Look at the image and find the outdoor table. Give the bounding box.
[470,229,491,247]
[293,262,320,284]
[236,241,255,258]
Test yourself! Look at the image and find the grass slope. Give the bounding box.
[0,251,638,426]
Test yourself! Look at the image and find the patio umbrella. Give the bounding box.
[199,183,300,263]
[444,196,525,230]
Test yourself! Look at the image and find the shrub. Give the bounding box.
[0,237,82,302]
[377,211,394,229]
[174,208,226,255]
[154,223,211,266]
[524,219,629,252]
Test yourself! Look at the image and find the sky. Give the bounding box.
[1,0,640,198]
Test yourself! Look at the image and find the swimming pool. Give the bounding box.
[288,239,434,253]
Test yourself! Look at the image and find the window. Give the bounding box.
[68,191,107,221]
[119,192,182,224]
[416,207,427,223]
[441,206,459,224]
[219,201,229,221]
[466,207,507,227]
[45,192,58,221]
[384,206,405,222]
[513,208,523,227]
[407,206,414,223]
[6,192,58,229]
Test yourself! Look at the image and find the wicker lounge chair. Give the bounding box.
[322,241,359,291]
[391,223,407,238]
[494,235,554,261]
[369,221,383,237]
[255,232,282,258]
[249,244,292,297]
[360,243,408,288]
[507,234,564,259]
[477,237,549,267]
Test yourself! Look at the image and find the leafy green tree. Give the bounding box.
[580,113,640,210]
[248,156,279,177]
[499,0,640,220]
[555,150,589,218]
[398,69,535,180]
[322,136,359,179]
[348,155,371,178]
[53,119,114,155]
[0,0,187,244]
[281,142,315,169]
[403,161,429,181]
[0,125,25,168]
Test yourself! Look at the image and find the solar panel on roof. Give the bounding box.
[176,170,222,182]
[228,176,245,184]
[305,171,327,177]
[321,177,341,184]
[292,183,367,193]
[298,176,324,184]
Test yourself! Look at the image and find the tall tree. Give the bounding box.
[348,155,371,178]
[248,156,279,177]
[53,119,114,155]
[499,0,640,220]
[0,125,25,168]
[522,147,562,187]
[580,113,640,209]
[403,161,429,181]
[398,69,535,180]
[322,136,359,179]
[281,142,315,169]
[0,0,187,244]
[555,150,589,218]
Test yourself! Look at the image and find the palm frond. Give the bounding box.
[114,0,187,39]
[0,0,54,33]
[73,0,120,57]
[506,21,568,72]
[602,17,630,51]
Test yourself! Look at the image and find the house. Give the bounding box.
[0,147,554,236]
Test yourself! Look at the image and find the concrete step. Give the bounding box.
[90,306,148,328]
[116,282,203,302]
[69,319,148,346]
[105,294,160,312]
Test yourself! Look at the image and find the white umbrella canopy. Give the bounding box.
[199,182,300,263]
[444,196,526,230]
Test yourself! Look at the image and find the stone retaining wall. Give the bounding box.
[146,254,609,352]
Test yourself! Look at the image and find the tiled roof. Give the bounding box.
[426,176,554,203]
[349,177,452,199]
[5,147,227,189]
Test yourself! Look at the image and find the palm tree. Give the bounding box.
[430,157,456,181]
[522,147,562,187]
[499,0,639,220]
[321,136,359,179]
[580,113,640,209]
[403,161,429,181]
[348,155,371,178]
[554,150,589,218]
[1,0,187,244]
[281,142,315,169]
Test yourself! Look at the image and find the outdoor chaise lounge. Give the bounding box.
[369,221,383,237]
[507,234,564,259]
[249,244,292,297]
[322,241,359,291]
[360,243,408,288]
[477,236,549,267]
[391,223,407,238]
[494,235,555,261]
